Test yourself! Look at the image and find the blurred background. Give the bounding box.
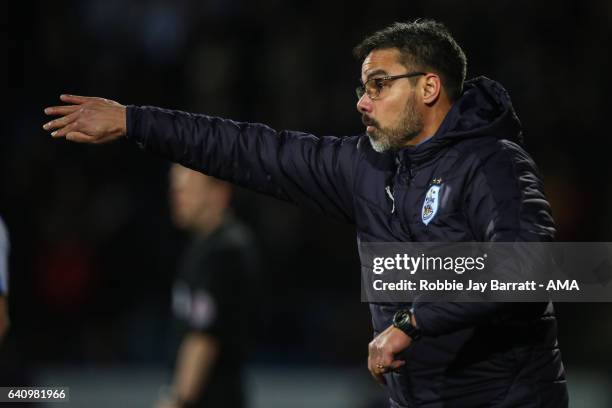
[3,0,612,406]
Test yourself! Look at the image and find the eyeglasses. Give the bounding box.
[356,72,426,100]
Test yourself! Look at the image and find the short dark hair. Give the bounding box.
[354,20,467,101]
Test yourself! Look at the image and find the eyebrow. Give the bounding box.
[361,69,388,83]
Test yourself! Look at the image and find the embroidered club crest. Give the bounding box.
[421,183,441,225]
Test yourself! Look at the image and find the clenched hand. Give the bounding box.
[368,325,412,385]
[43,94,126,144]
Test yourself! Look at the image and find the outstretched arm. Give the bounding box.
[44,95,360,222]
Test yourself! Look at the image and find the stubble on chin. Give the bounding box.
[365,91,423,153]
[367,130,391,153]
[369,106,423,153]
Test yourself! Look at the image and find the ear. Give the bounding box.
[421,74,441,105]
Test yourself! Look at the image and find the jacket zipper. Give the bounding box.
[385,185,395,213]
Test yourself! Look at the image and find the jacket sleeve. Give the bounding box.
[412,140,555,337]
[126,106,359,223]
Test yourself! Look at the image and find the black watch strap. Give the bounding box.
[392,309,422,341]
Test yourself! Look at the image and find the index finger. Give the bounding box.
[372,369,387,386]
[59,94,98,104]
[44,105,81,116]
[368,356,387,386]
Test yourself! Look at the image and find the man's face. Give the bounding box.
[169,164,215,229]
[357,48,424,153]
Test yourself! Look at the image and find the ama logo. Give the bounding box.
[422,178,442,225]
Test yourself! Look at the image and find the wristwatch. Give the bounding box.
[392,309,422,341]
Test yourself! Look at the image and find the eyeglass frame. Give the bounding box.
[356,72,426,100]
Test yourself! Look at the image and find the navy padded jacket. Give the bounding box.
[126,77,568,407]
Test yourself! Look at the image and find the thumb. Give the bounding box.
[388,359,406,371]
[66,131,96,143]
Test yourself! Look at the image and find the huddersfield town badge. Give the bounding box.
[422,180,442,225]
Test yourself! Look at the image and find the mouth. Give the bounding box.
[362,116,378,133]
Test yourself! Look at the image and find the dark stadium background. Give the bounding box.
[2,0,611,406]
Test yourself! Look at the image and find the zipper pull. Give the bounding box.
[385,185,395,214]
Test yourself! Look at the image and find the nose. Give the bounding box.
[356,93,373,114]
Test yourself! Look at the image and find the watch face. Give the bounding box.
[394,310,410,326]
[393,310,421,340]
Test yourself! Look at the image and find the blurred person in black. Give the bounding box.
[44,20,568,408]
[156,164,258,408]
[0,215,10,342]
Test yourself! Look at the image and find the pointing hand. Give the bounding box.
[43,94,127,144]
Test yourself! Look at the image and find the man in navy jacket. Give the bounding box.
[44,20,568,408]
